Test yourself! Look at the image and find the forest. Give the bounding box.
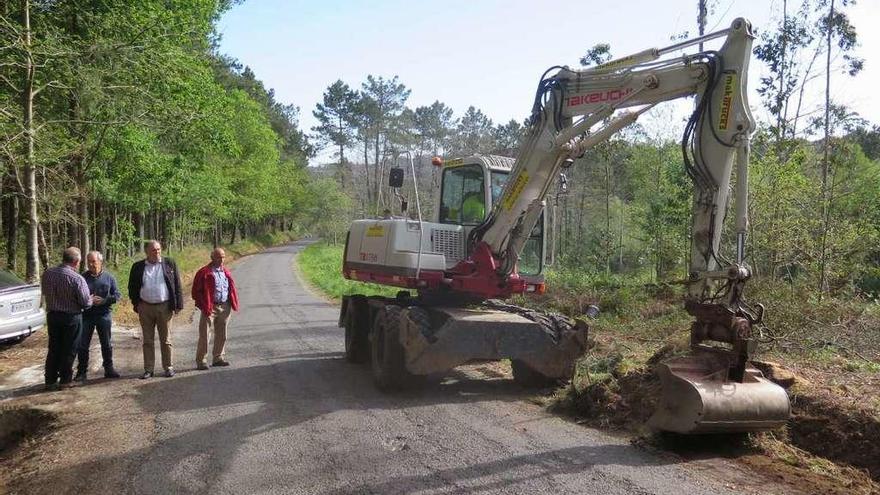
[0,0,344,282]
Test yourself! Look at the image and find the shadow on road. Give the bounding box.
[15,350,675,494]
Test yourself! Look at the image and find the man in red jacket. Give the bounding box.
[192,247,239,369]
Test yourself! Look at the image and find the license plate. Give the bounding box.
[11,300,33,313]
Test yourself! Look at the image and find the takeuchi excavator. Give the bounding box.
[339,18,790,434]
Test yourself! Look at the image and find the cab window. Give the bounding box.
[439,165,485,225]
[490,171,508,207]
[518,213,544,276]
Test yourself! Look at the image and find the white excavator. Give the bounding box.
[339,18,790,434]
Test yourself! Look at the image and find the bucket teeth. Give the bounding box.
[649,351,790,434]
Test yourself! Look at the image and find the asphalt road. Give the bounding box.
[17,241,745,495]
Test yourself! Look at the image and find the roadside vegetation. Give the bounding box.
[297,242,397,300]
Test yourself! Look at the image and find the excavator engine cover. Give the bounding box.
[649,349,790,434]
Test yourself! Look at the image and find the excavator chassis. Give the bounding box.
[339,294,589,390]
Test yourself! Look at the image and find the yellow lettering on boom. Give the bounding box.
[501,172,529,211]
[718,73,736,131]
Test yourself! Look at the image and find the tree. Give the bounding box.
[412,100,455,157]
[355,75,411,211]
[816,0,863,295]
[450,106,495,155]
[493,119,524,156]
[312,80,358,164]
[579,44,612,67]
[754,0,815,145]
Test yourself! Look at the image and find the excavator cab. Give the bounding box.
[436,156,545,277]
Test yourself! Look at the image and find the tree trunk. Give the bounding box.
[131,212,147,254]
[604,161,612,275]
[817,0,834,297]
[77,185,89,254]
[5,194,18,271]
[95,200,106,255]
[37,221,49,269]
[160,210,169,252]
[21,0,39,282]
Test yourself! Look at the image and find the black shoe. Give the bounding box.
[164,368,175,378]
[196,362,209,370]
[212,359,230,367]
[44,383,60,392]
[140,371,153,380]
[74,371,87,383]
[104,368,121,379]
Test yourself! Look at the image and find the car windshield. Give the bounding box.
[0,270,26,289]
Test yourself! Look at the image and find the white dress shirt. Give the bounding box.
[141,259,169,303]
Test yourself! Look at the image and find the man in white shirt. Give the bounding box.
[128,240,184,378]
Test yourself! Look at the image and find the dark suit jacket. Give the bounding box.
[128,257,184,312]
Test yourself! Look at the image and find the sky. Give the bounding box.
[218,0,880,164]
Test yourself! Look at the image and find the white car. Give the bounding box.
[0,269,45,343]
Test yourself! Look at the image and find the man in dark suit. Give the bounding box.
[128,240,184,379]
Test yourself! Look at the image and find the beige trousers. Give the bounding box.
[197,302,231,365]
[138,302,174,372]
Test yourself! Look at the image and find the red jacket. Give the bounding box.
[192,264,239,316]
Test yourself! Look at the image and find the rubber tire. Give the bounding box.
[344,296,369,363]
[511,359,559,388]
[370,305,422,391]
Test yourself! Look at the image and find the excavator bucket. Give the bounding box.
[648,351,790,434]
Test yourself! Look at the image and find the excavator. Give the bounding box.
[339,18,790,434]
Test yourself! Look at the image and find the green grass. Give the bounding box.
[297,242,398,299]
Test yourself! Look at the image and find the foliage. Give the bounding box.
[0,0,320,277]
[297,242,397,299]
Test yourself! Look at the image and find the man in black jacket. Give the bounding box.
[128,240,184,379]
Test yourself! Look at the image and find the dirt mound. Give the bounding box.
[550,359,661,432]
[554,350,880,492]
[787,388,880,480]
[0,406,57,453]
[751,361,880,482]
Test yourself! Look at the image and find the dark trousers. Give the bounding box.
[77,312,113,373]
[45,312,82,385]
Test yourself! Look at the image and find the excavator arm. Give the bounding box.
[457,18,789,433]
[475,18,755,301]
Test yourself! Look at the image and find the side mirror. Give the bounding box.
[389,167,404,188]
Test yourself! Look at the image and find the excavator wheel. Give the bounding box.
[370,304,424,391]
[511,359,559,388]
[343,295,369,364]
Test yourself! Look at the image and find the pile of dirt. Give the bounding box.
[550,354,662,432]
[0,406,57,454]
[751,360,880,482]
[553,347,880,492]
[786,387,880,480]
